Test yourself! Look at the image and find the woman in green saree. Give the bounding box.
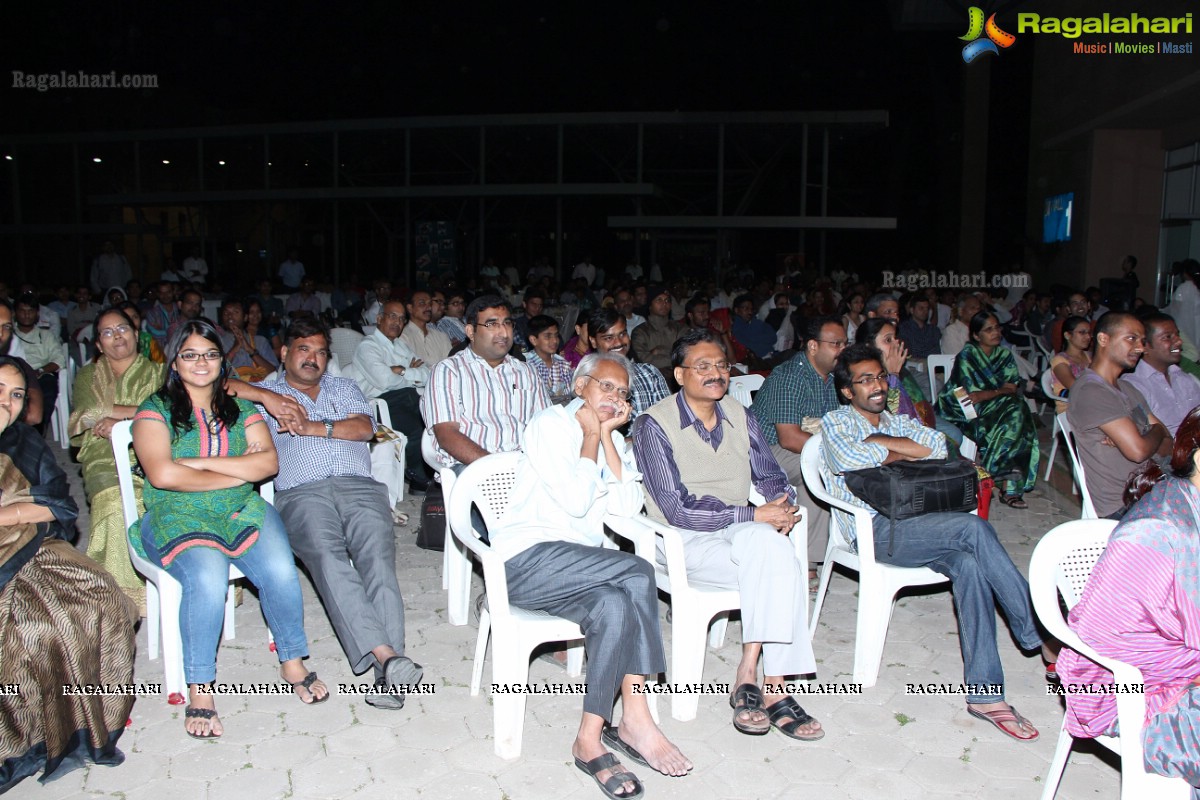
[937,311,1040,509]
[69,308,163,612]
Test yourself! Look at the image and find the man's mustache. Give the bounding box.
[703,377,727,388]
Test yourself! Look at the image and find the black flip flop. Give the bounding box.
[575,753,644,799]
[290,671,330,704]
[729,683,770,735]
[601,725,650,769]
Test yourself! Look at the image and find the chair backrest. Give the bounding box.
[329,328,365,368]
[728,374,765,408]
[1041,368,1066,403]
[1029,518,1117,652]
[927,353,955,399]
[1056,413,1097,519]
[559,306,580,344]
[371,398,393,429]
[798,433,869,554]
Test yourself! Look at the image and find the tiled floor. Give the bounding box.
[22,423,1124,800]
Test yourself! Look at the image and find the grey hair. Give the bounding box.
[573,351,632,386]
[864,293,896,314]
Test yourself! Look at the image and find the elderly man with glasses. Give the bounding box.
[633,328,824,743]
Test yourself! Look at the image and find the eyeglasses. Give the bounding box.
[851,372,890,386]
[582,376,630,400]
[98,325,131,339]
[815,339,848,348]
[178,351,223,362]
[679,361,732,374]
[476,319,514,329]
[381,312,407,322]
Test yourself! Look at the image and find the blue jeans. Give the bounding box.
[140,504,309,685]
[871,511,1042,703]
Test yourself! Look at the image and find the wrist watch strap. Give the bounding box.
[324,420,334,439]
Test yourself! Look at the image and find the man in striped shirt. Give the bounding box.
[421,295,550,473]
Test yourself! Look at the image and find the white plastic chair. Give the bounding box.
[727,373,765,408]
[368,398,407,507]
[927,353,978,461]
[50,343,74,448]
[1030,519,1191,800]
[800,433,953,687]
[927,353,955,402]
[1055,414,1097,519]
[604,498,807,722]
[329,327,364,369]
[446,452,585,758]
[424,429,469,609]
[113,420,271,704]
[1041,370,1074,492]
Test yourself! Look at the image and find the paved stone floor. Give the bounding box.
[17,418,1123,800]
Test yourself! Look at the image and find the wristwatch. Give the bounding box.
[322,419,334,439]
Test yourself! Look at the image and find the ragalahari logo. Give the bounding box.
[960,7,1017,62]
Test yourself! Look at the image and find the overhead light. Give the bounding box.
[218,160,226,166]
[161,159,170,165]
[3,155,12,161]
[268,161,272,166]
[92,157,102,163]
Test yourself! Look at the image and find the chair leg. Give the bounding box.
[146,581,162,660]
[851,582,896,687]
[809,560,835,638]
[446,538,473,626]
[223,583,237,641]
[470,609,490,696]
[565,640,584,677]
[1044,423,1060,481]
[669,608,711,722]
[708,614,729,648]
[159,580,188,704]
[441,529,450,591]
[1039,722,1073,800]
[490,639,531,759]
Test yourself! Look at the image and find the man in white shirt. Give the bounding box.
[400,290,452,367]
[353,300,430,491]
[491,352,692,791]
[90,240,131,295]
[613,289,645,333]
[181,245,209,285]
[941,293,982,356]
[12,294,61,433]
[572,256,597,288]
[278,248,305,290]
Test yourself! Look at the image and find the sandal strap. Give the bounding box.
[766,696,815,731]
[582,752,621,773]
[185,706,217,720]
[294,671,320,690]
[731,682,766,710]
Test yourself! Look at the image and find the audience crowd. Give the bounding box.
[3,246,1200,795]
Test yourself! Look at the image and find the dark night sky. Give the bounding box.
[3,1,1036,270]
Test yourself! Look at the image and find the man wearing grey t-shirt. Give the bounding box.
[1067,313,1173,518]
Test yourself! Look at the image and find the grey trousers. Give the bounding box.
[276,475,406,676]
[503,541,665,721]
[770,442,830,569]
[671,521,816,677]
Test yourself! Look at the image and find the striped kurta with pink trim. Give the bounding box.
[1058,483,1200,738]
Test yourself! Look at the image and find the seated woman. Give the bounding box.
[70,308,164,612]
[117,300,164,363]
[1049,315,1092,414]
[245,298,284,361]
[0,357,138,791]
[855,317,964,446]
[562,318,592,370]
[937,311,1040,508]
[1058,406,1200,792]
[132,319,328,739]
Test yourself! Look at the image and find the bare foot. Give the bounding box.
[280,659,329,703]
[617,715,693,776]
[572,738,639,797]
[185,684,223,738]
